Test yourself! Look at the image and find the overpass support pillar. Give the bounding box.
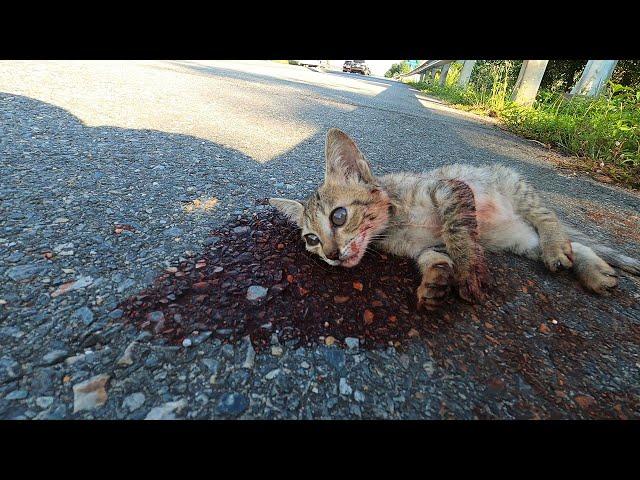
[511,60,549,106]
[457,60,476,88]
[439,63,451,86]
[570,60,618,97]
[426,69,433,82]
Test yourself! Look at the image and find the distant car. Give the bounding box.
[350,60,371,75]
[297,60,322,67]
[343,60,353,72]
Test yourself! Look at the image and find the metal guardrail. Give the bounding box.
[400,60,454,78]
[398,59,618,105]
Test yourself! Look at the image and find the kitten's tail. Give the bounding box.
[565,226,640,275]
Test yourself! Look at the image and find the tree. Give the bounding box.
[611,60,640,87]
[539,60,588,92]
[385,61,411,78]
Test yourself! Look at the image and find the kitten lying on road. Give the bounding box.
[270,128,640,309]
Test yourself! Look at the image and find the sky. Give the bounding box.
[327,60,402,77]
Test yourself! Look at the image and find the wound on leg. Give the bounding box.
[431,179,488,301]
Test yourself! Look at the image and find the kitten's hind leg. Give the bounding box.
[416,249,455,310]
[510,179,573,272]
[505,232,618,295]
[571,242,618,294]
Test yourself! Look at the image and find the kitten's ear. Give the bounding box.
[324,128,374,184]
[269,198,304,226]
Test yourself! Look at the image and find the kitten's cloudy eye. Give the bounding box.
[331,207,347,227]
[304,234,320,246]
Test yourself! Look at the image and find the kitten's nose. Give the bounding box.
[325,249,340,261]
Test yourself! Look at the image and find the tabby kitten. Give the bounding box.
[270,128,639,309]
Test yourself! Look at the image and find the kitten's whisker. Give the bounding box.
[309,256,333,273]
[389,222,432,228]
[365,246,385,257]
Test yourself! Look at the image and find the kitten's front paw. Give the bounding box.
[417,262,453,310]
[457,270,487,303]
[542,240,574,272]
[455,246,488,303]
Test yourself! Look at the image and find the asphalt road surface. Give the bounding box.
[1,60,639,419]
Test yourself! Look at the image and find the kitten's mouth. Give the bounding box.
[336,233,371,268]
[340,255,361,268]
[323,253,360,268]
[338,250,365,268]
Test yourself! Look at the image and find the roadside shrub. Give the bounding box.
[501,83,640,168]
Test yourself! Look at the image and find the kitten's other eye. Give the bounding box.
[304,234,321,246]
[330,207,347,227]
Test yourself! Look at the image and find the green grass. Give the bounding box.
[407,77,640,190]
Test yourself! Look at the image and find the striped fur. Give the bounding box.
[270,129,639,307]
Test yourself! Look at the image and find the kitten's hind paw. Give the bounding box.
[417,262,454,311]
[577,258,618,295]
